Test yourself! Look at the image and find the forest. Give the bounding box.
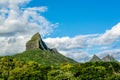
[0,57,120,80]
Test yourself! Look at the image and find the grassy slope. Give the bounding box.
[13,49,77,65]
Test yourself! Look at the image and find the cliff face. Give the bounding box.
[26,32,59,54]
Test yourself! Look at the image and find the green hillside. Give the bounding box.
[13,49,76,65]
[12,32,76,65]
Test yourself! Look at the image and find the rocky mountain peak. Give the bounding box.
[90,55,102,62]
[26,32,48,50]
[102,54,117,62]
[90,54,117,62]
[31,32,41,41]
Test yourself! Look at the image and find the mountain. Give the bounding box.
[26,32,49,51]
[13,32,77,65]
[90,55,102,62]
[102,55,117,62]
[90,54,117,62]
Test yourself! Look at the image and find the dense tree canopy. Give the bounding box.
[0,57,120,80]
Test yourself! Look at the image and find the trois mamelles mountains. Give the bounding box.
[90,54,117,62]
[13,33,76,65]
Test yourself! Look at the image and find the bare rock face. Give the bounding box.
[26,32,49,50]
[50,48,58,54]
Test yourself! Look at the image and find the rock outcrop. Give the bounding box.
[50,48,58,54]
[26,32,59,54]
[26,32,49,51]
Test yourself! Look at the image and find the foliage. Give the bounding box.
[13,49,76,65]
[0,57,120,80]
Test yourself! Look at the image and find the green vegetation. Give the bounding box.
[0,57,120,80]
[13,49,76,65]
[1,32,119,79]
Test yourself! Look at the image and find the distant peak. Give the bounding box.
[90,54,117,62]
[90,54,101,62]
[102,54,117,62]
[93,54,97,57]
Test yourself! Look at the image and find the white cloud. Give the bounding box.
[0,0,57,55]
[90,23,120,45]
[59,50,90,62]
[0,36,28,56]
[25,7,48,12]
[44,35,97,62]
[44,23,120,62]
[44,34,99,50]
[96,49,120,61]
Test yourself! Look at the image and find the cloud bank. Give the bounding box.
[0,0,57,55]
[44,23,120,62]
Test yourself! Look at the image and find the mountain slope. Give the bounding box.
[13,33,76,65]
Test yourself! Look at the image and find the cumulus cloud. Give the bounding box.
[59,50,91,62]
[44,34,99,50]
[96,49,120,61]
[0,36,28,56]
[44,23,120,62]
[44,35,96,62]
[90,23,120,45]
[0,0,57,55]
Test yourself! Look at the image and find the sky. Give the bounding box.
[0,0,120,62]
[28,0,120,37]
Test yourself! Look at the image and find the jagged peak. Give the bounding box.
[26,32,59,54]
[26,32,48,50]
[90,54,101,62]
[31,32,41,40]
[93,54,98,58]
[90,54,117,62]
[102,54,117,62]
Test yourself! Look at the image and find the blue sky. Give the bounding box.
[28,0,120,37]
[0,0,120,62]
